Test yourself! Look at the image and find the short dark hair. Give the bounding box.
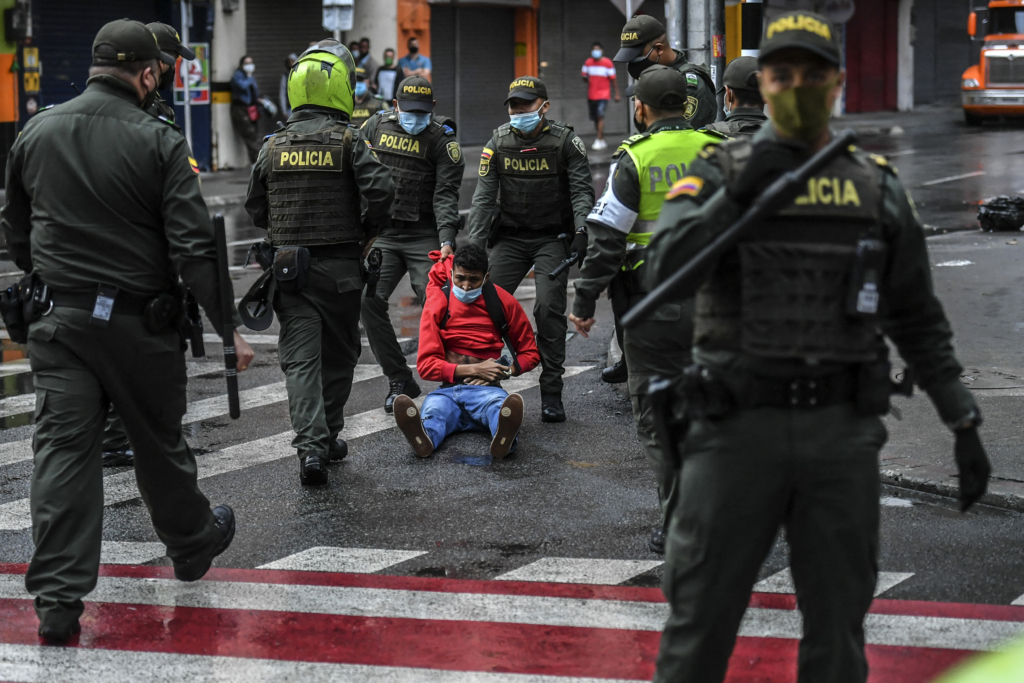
[385,47,395,55]
[731,87,764,108]
[88,58,159,80]
[592,41,603,49]
[452,244,488,275]
[360,37,370,44]
[408,36,418,46]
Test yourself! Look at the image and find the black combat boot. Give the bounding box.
[385,379,422,414]
[601,357,628,384]
[299,452,329,486]
[540,393,566,423]
[173,504,236,582]
[101,447,134,467]
[38,619,81,644]
[648,527,666,555]
[328,438,348,462]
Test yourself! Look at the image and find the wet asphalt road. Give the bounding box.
[3,106,1024,609]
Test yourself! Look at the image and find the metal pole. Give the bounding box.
[741,0,763,58]
[665,0,685,52]
[709,0,725,121]
[180,0,193,152]
[626,0,634,134]
[687,0,707,68]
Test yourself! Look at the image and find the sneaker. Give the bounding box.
[393,395,434,458]
[591,138,606,150]
[490,393,523,459]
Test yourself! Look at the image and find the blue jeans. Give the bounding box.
[420,385,516,452]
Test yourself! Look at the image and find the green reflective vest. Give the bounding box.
[619,127,723,245]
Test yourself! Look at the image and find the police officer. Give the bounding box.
[569,66,723,553]
[146,22,195,122]
[100,21,200,470]
[0,19,253,642]
[613,15,718,129]
[360,75,464,413]
[467,76,594,422]
[645,12,991,681]
[704,56,767,139]
[244,39,394,486]
[350,66,387,128]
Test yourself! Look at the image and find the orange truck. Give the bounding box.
[963,1,1024,124]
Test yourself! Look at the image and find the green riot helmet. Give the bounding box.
[287,39,356,115]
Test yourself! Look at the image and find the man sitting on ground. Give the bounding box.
[394,244,540,459]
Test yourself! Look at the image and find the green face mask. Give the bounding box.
[764,78,837,141]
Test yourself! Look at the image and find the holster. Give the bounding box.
[682,364,736,420]
[0,274,32,344]
[485,204,503,248]
[646,375,689,472]
[362,247,383,299]
[143,289,183,334]
[273,246,310,294]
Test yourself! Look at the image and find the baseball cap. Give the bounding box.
[631,65,692,108]
[759,11,841,66]
[146,22,196,61]
[504,76,548,104]
[613,15,666,63]
[396,76,434,112]
[93,19,175,67]
[355,66,368,81]
[719,55,759,94]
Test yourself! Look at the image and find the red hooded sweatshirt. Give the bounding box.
[417,251,541,385]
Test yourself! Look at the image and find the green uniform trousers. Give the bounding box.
[25,308,221,630]
[488,234,569,396]
[360,233,437,383]
[274,255,364,455]
[655,403,886,683]
[101,406,129,452]
[622,297,693,526]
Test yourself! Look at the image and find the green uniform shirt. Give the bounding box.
[703,106,767,139]
[466,118,594,241]
[361,111,465,244]
[245,109,395,240]
[0,74,234,330]
[572,118,721,319]
[670,53,718,130]
[350,96,388,129]
[645,124,978,425]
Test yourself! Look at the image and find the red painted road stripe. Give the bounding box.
[0,599,975,682]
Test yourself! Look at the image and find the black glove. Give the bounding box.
[954,427,991,512]
[726,140,808,206]
[570,230,590,269]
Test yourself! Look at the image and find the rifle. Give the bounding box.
[184,290,206,358]
[213,214,241,419]
[548,232,581,280]
[622,129,859,328]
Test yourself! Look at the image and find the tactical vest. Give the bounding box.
[266,121,363,246]
[492,120,574,231]
[693,140,887,363]
[350,98,386,129]
[372,113,445,223]
[704,115,767,141]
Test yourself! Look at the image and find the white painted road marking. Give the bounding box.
[202,334,413,347]
[0,366,593,530]
[99,541,166,565]
[0,644,636,683]
[258,547,427,573]
[754,568,914,597]
[918,170,985,187]
[496,558,662,585]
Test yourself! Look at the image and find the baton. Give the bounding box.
[622,129,859,328]
[549,252,579,280]
[213,214,241,419]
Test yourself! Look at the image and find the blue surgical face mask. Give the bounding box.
[451,271,484,304]
[355,82,368,97]
[399,111,431,135]
[591,49,602,59]
[510,103,545,133]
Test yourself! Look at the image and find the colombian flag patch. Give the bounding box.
[666,176,703,200]
[188,157,200,174]
[481,148,493,160]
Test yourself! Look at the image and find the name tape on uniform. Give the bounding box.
[501,153,557,175]
[765,14,832,40]
[374,132,428,158]
[272,147,343,172]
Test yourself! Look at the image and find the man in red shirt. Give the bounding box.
[581,41,621,150]
[393,244,541,459]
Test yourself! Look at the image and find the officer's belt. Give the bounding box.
[739,368,858,410]
[49,289,151,316]
[305,244,363,260]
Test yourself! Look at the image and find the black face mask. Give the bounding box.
[141,72,159,109]
[633,114,647,133]
[409,45,419,54]
[627,46,660,80]
[158,66,174,90]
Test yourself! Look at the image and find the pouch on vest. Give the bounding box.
[274,246,311,293]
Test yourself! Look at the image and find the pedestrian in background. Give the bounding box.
[349,41,361,60]
[581,41,620,150]
[400,36,432,81]
[358,36,378,84]
[231,55,261,164]
[376,47,400,101]
[279,53,297,120]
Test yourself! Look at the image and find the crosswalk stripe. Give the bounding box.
[0,361,227,421]
[496,558,662,585]
[0,364,389,469]
[202,333,413,347]
[99,541,166,565]
[0,644,638,683]
[754,568,915,597]
[0,359,30,377]
[1011,593,1024,606]
[0,366,593,530]
[0,571,1020,652]
[258,547,426,573]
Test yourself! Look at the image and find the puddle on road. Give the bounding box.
[452,453,494,467]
